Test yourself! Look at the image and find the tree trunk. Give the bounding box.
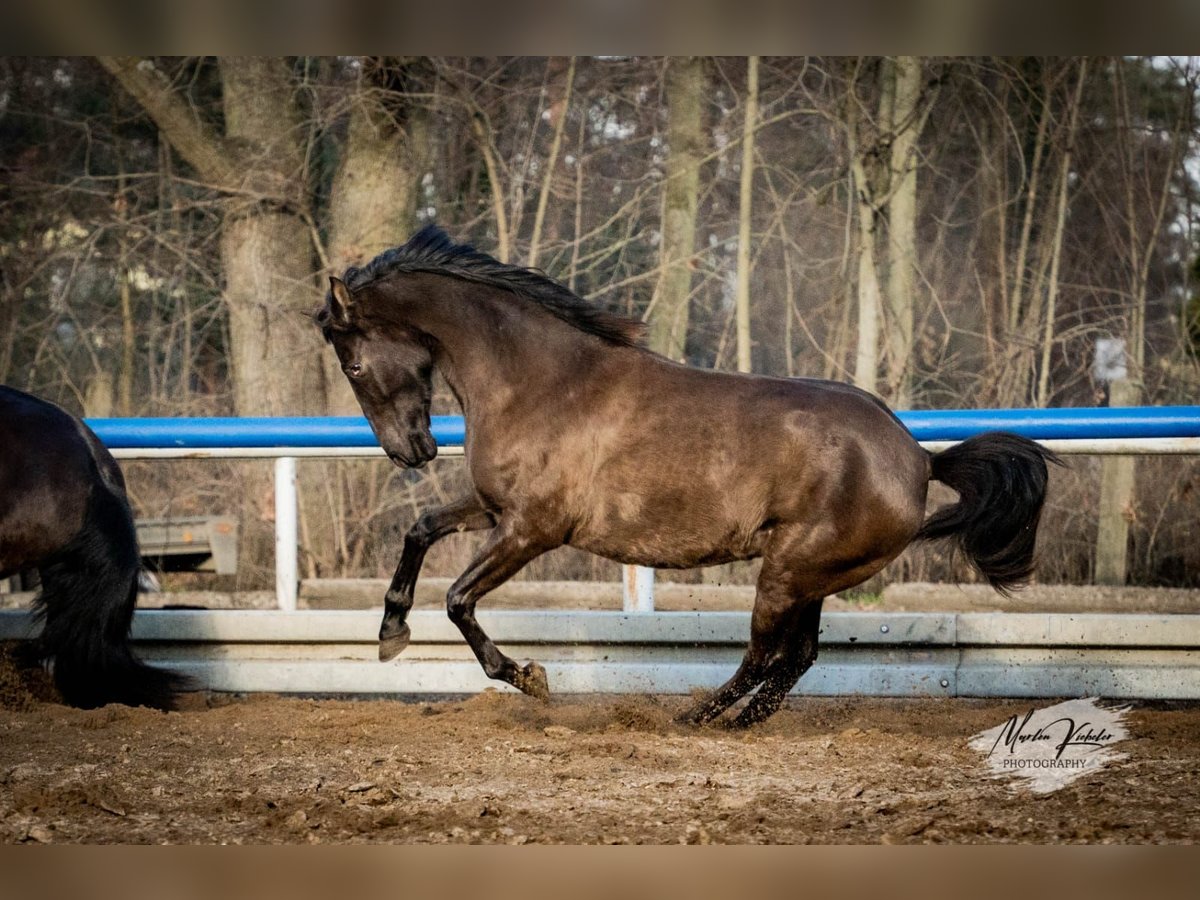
[529,57,576,270]
[84,371,115,418]
[996,64,1054,406]
[1093,58,1191,586]
[848,57,933,398]
[328,62,431,273]
[882,56,924,408]
[852,192,882,394]
[326,60,433,414]
[1008,71,1051,336]
[101,56,326,416]
[734,56,759,374]
[847,62,885,395]
[219,57,325,416]
[1037,59,1088,407]
[649,56,704,360]
[219,212,325,415]
[115,164,136,416]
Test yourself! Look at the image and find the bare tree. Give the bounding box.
[100,56,327,416]
[734,56,759,374]
[649,56,705,360]
[882,56,935,407]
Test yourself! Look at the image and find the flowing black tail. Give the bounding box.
[26,473,189,710]
[916,432,1061,595]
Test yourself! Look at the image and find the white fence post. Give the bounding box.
[274,456,298,612]
[622,564,655,612]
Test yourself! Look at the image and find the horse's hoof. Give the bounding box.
[378,624,411,662]
[518,661,550,702]
[674,708,712,728]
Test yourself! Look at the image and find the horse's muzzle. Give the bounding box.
[385,431,438,469]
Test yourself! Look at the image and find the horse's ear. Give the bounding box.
[328,276,354,325]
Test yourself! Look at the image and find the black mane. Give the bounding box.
[338,225,646,348]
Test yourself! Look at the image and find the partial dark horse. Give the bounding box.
[0,386,185,708]
[316,225,1058,727]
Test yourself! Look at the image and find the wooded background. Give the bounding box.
[2,56,1198,590]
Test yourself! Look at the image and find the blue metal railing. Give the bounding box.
[85,407,1200,449]
[89,415,466,449]
[899,406,1200,441]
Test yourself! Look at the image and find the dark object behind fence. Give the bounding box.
[0,385,187,709]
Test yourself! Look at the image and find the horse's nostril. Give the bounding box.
[410,432,437,461]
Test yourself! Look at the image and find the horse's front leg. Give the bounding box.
[445,519,555,700]
[379,496,496,661]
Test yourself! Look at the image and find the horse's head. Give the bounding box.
[319,277,438,469]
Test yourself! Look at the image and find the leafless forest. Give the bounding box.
[2,57,1198,590]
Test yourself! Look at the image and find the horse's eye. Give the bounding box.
[347,363,363,378]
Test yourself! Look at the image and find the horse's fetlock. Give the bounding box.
[384,586,415,612]
[482,658,511,680]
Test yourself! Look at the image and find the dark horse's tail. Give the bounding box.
[26,465,189,710]
[916,432,1061,595]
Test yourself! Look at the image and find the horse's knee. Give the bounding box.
[406,514,436,547]
[446,587,471,624]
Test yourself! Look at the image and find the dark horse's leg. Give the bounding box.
[379,496,495,661]
[675,589,802,726]
[729,598,823,729]
[678,527,844,727]
[444,519,554,700]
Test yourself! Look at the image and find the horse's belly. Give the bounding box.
[569,516,768,570]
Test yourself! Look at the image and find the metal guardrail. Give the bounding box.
[3,609,1197,699]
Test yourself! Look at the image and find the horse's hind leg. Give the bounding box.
[445,519,555,700]
[677,525,845,727]
[379,496,495,661]
[676,578,802,726]
[713,525,908,727]
[729,598,823,729]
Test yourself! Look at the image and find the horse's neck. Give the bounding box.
[419,282,593,418]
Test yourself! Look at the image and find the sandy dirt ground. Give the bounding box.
[2,649,1198,844]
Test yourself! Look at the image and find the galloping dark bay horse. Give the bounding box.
[0,386,185,708]
[317,225,1057,727]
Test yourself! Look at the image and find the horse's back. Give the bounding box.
[625,360,925,478]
